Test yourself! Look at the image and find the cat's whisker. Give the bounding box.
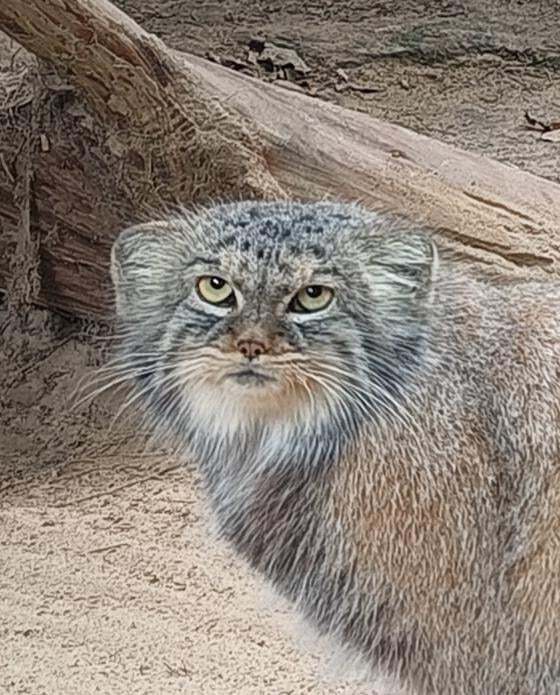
[289,363,348,425]
[290,371,318,412]
[117,372,187,437]
[81,347,214,386]
[316,367,411,434]
[303,350,418,432]
[116,357,219,435]
[303,372,358,433]
[70,361,180,411]
[72,349,212,413]
[71,350,181,396]
[108,369,184,432]
[293,359,394,437]
[144,369,217,444]
[264,354,310,367]
[70,371,143,411]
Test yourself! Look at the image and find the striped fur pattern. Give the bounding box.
[110,201,560,694]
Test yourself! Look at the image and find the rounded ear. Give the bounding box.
[110,220,187,319]
[367,232,439,301]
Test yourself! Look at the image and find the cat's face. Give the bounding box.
[111,202,436,438]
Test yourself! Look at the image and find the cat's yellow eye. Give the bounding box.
[292,285,334,313]
[197,276,235,306]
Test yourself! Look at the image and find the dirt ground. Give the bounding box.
[2,2,560,694]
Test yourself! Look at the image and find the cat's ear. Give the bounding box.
[368,232,439,301]
[111,221,186,319]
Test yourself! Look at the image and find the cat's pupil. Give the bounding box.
[306,286,322,298]
[210,277,225,289]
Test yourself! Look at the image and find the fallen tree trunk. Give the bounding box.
[1,0,560,319]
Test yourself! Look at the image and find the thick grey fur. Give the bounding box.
[110,201,560,695]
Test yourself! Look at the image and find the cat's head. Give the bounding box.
[111,201,438,440]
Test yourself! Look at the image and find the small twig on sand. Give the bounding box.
[58,464,183,506]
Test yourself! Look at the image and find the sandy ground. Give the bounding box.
[2,1,560,693]
[1,444,364,695]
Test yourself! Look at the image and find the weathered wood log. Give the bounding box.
[1,0,560,319]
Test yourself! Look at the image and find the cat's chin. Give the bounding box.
[188,375,316,433]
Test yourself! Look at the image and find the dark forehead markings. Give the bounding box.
[208,206,356,263]
[279,227,293,240]
[312,266,343,277]
[256,221,287,240]
[276,261,294,275]
[303,224,324,235]
[185,255,220,269]
[309,244,327,258]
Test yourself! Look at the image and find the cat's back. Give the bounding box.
[433,272,560,405]
[461,278,560,442]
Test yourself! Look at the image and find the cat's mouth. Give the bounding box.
[227,367,276,387]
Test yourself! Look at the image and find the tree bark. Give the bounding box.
[1,0,560,319]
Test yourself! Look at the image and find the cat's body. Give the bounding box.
[110,201,560,694]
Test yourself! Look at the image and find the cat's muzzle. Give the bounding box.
[227,367,276,387]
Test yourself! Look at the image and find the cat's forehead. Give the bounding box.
[215,227,336,284]
[195,201,370,285]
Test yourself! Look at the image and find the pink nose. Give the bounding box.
[237,339,267,361]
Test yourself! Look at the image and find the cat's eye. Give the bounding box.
[290,285,334,313]
[197,276,235,306]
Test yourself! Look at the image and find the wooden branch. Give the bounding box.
[1,0,560,319]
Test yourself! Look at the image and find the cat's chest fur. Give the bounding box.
[195,427,427,695]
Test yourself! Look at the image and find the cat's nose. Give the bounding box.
[237,339,267,361]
